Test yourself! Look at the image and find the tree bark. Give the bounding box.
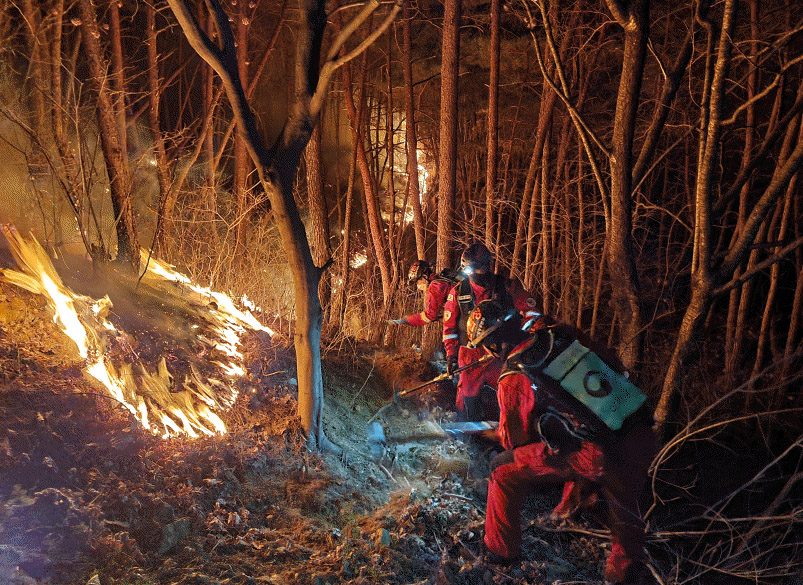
[436,0,460,272]
[401,0,425,260]
[305,122,332,308]
[604,0,649,368]
[78,0,139,268]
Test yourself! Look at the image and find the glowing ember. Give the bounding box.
[351,251,368,268]
[0,226,273,438]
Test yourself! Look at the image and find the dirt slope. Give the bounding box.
[0,281,611,585]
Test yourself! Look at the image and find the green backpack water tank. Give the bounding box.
[542,340,646,431]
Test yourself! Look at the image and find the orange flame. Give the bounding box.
[0,226,273,438]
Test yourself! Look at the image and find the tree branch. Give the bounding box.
[325,0,379,63]
[312,0,400,118]
[603,0,629,27]
[633,20,696,187]
[524,0,610,204]
[166,0,224,67]
[717,123,803,281]
[714,85,803,216]
[721,53,803,127]
[712,234,803,298]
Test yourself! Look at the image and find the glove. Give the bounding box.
[386,318,406,326]
[446,354,459,377]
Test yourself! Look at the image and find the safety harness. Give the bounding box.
[455,275,512,346]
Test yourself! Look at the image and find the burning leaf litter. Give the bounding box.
[0,226,273,438]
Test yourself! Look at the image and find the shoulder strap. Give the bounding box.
[491,274,513,308]
[457,277,475,311]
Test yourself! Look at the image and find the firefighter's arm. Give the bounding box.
[387,316,410,325]
[401,312,428,326]
[404,282,444,327]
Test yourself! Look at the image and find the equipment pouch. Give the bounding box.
[542,341,646,431]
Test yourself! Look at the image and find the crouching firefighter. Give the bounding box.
[466,300,656,585]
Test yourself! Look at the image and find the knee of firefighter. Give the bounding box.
[489,459,521,486]
[512,441,549,467]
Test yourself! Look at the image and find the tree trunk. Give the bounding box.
[604,0,649,369]
[436,0,460,271]
[386,34,399,287]
[341,59,393,302]
[655,0,739,432]
[167,0,398,452]
[576,139,586,328]
[108,0,129,165]
[512,82,555,279]
[78,0,139,268]
[21,0,46,135]
[484,0,500,250]
[147,3,172,255]
[401,0,425,260]
[305,122,332,308]
[751,121,801,379]
[233,0,251,260]
[725,0,759,379]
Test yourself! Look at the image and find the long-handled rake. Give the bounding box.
[366,354,494,424]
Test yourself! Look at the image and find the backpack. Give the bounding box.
[455,275,513,346]
[505,327,648,441]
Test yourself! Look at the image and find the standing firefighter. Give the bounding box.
[467,300,656,585]
[442,242,540,421]
[388,260,459,327]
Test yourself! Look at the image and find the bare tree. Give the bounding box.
[654,0,803,432]
[77,0,139,267]
[437,0,461,271]
[165,0,400,451]
[485,0,500,251]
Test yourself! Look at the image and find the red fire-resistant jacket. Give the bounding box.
[441,276,539,358]
[402,276,454,326]
[485,338,656,583]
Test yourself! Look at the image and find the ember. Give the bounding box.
[0,226,273,438]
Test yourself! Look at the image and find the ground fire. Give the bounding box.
[0,225,273,438]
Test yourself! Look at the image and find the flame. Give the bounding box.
[0,226,273,438]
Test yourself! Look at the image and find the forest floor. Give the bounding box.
[0,278,620,585]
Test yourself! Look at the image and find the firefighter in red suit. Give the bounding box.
[442,243,540,422]
[467,300,656,585]
[388,260,458,327]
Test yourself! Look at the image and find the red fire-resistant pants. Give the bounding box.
[484,424,656,583]
[456,346,502,421]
